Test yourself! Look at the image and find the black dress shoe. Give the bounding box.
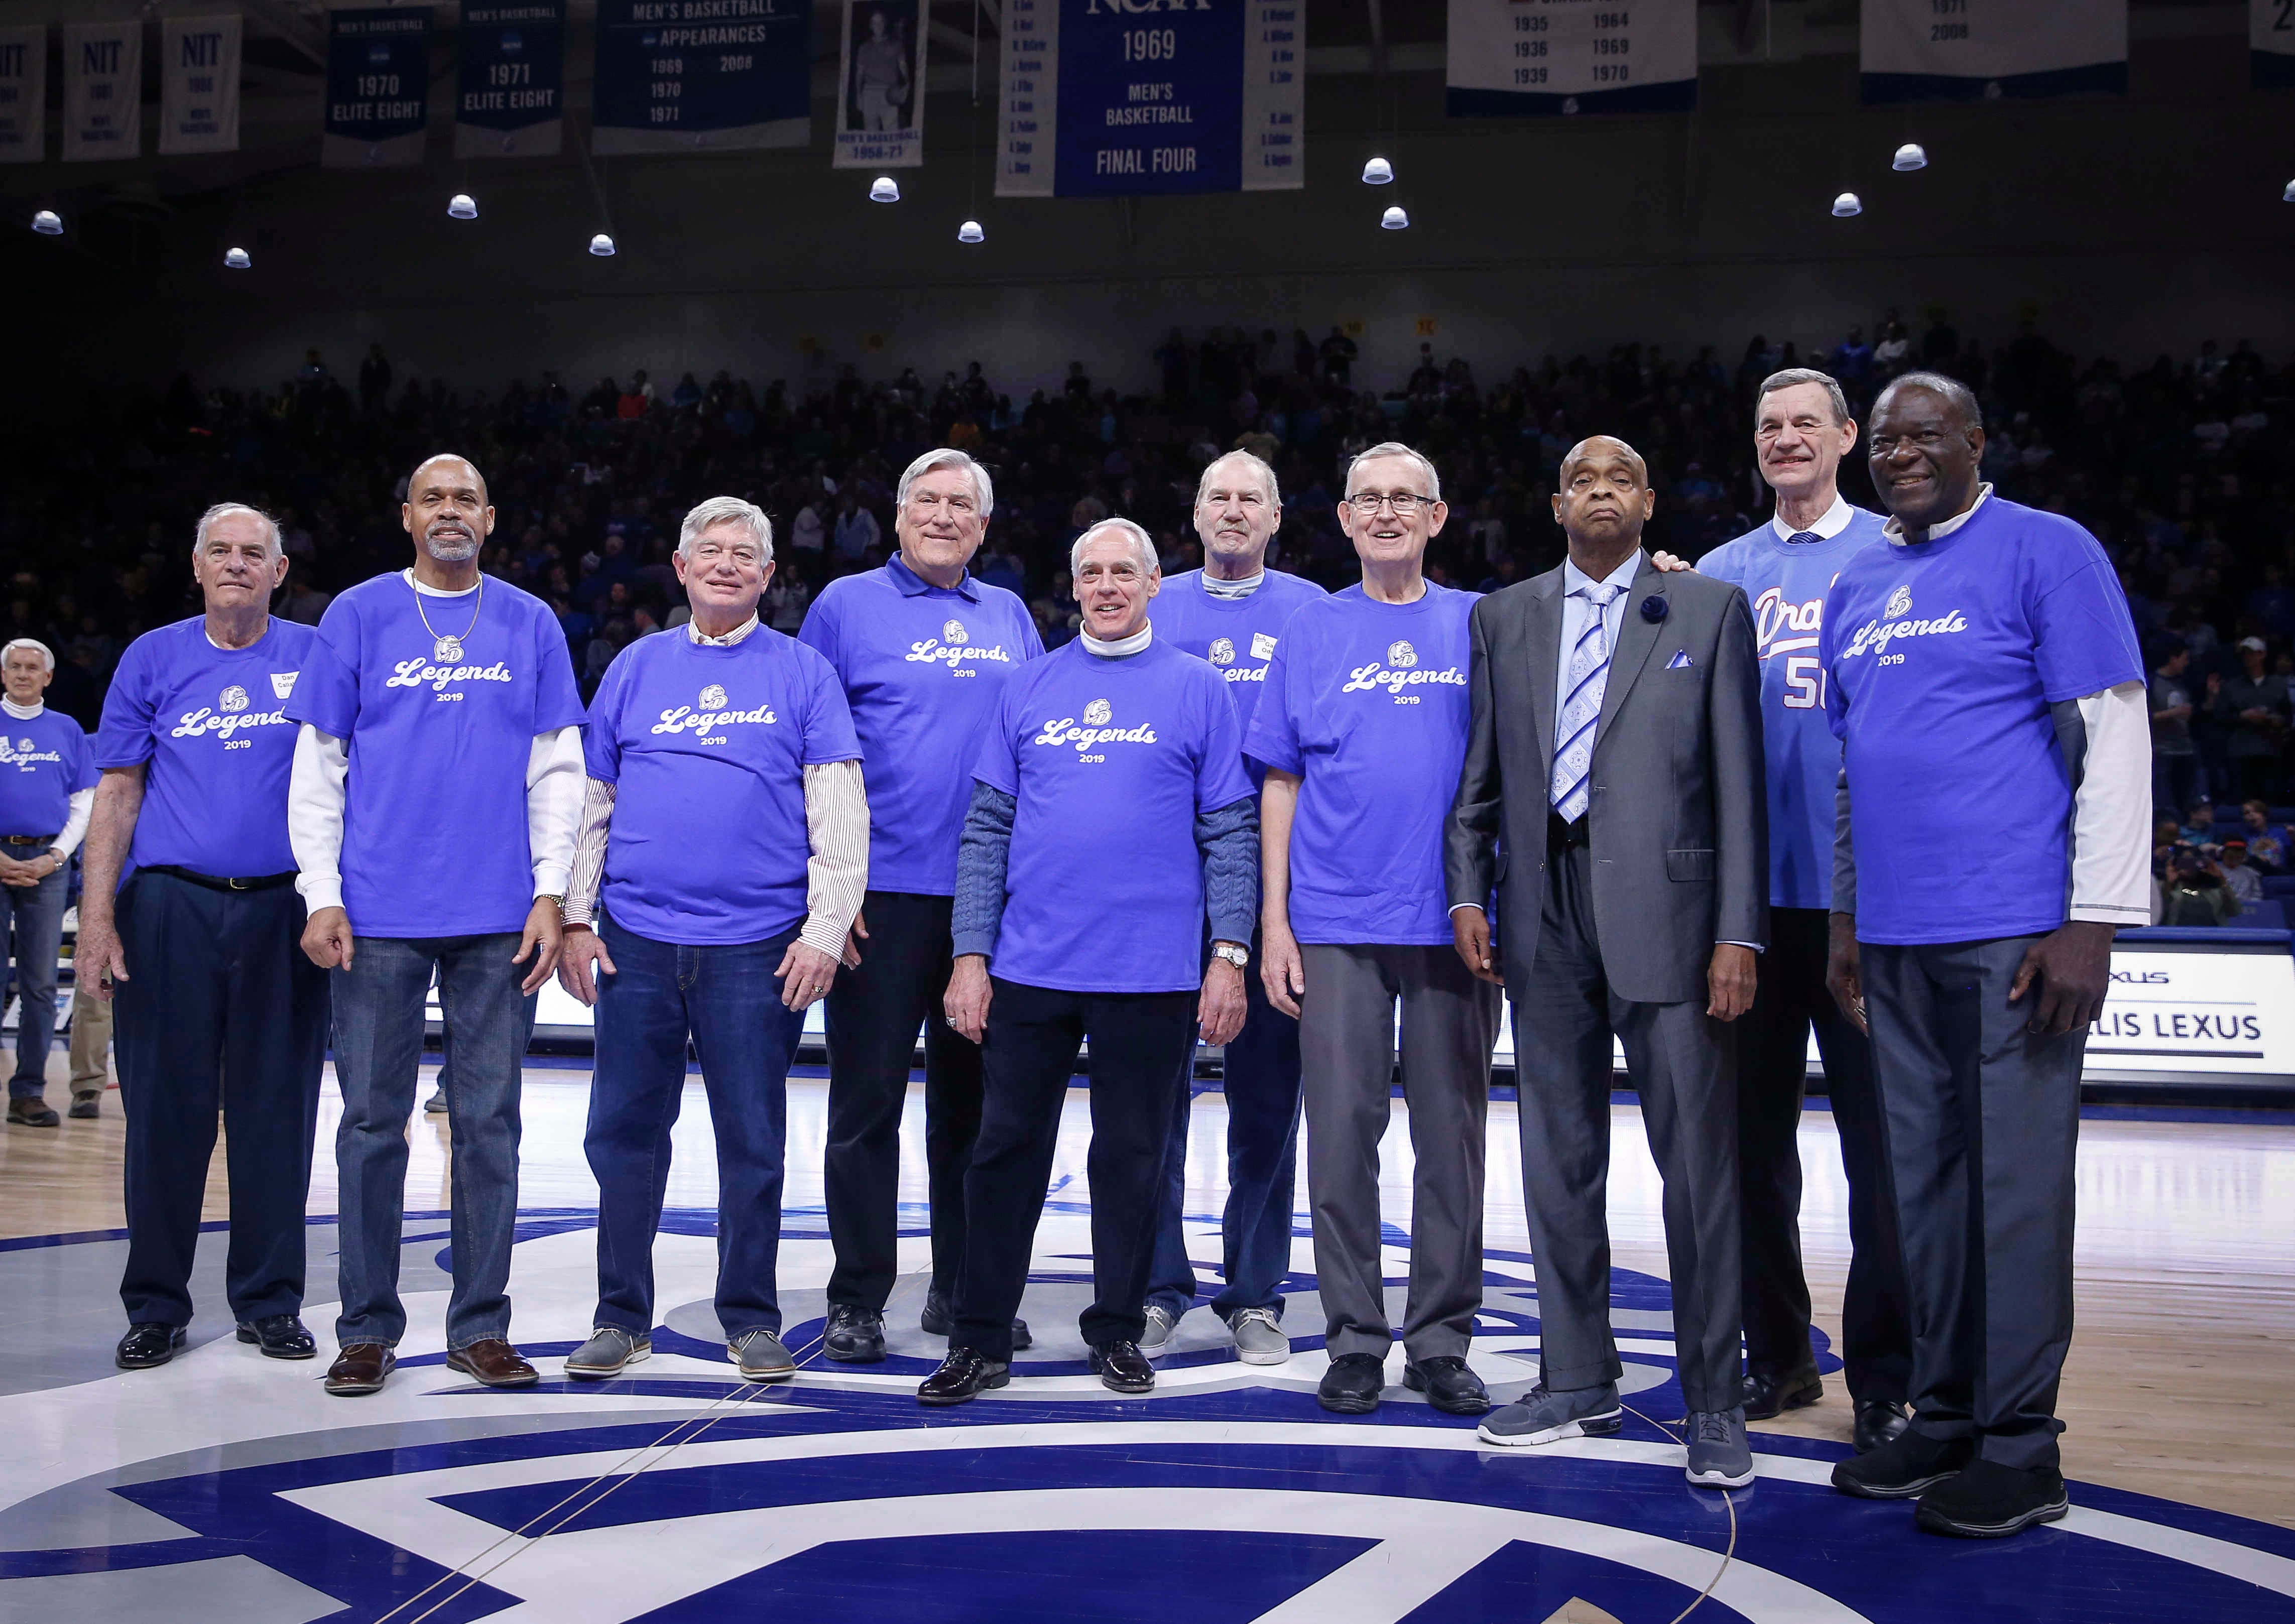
[1854,1398,1913,1453]
[1403,1355,1490,1415]
[920,1289,1032,1351]
[1318,1351,1387,1415]
[918,1346,1009,1406]
[236,1315,317,1360]
[115,1323,188,1369]
[1742,1365,1824,1421]
[822,1304,887,1363]
[1090,1340,1155,1395]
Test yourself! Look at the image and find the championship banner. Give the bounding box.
[833,0,927,169]
[62,21,143,162]
[996,0,1304,199]
[0,27,45,164]
[2256,0,2295,89]
[1860,0,2126,103]
[159,16,242,156]
[1445,0,1697,118]
[323,8,432,167]
[456,0,564,156]
[591,0,810,156]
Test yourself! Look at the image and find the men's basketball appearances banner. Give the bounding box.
[63,21,142,161]
[834,0,928,169]
[996,0,1304,198]
[1861,0,2126,103]
[456,0,564,156]
[160,16,242,156]
[2256,0,2295,88]
[592,0,810,155]
[1445,0,1695,117]
[0,27,45,163]
[324,8,432,167]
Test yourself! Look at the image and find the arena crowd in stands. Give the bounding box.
[10,315,2293,825]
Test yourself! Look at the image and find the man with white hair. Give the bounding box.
[800,448,1042,1363]
[556,497,868,1383]
[286,453,586,1397]
[1138,449,1323,1365]
[76,505,329,1367]
[2,637,95,1129]
[1249,442,1502,1418]
[918,518,1257,1404]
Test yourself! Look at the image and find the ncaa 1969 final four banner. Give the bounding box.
[996,0,1303,197]
[592,0,810,155]
[1445,0,1696,118]
[1860,0,2126,103]
[456,0,565,157]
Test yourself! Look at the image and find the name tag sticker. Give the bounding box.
[1251,633,1277,660]
[271,671,300,698]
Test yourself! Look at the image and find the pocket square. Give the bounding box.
[1666,649,1694,670]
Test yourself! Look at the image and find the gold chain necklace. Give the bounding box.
[412,572,484,663]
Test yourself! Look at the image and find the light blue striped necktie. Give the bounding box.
[1550,583,1624,822]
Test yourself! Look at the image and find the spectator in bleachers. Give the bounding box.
[2149,641,2201,812]
[2219,837,2264,912]
[2182,798,2226,844]
[2240,800,2291,872]
[2214,637,2290,803]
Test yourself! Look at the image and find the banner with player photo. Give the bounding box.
[592,0,810,155]
[456,0,564,156]
[0,27,45,164]
[63,20,143,161]
[2256,0,2295,89]
[996,0,1302,197]
[833,0,927,169]
[159,15,241,156]
[1445,0,1696,118]
[323,8,432,167]
[1860,0,2126,103]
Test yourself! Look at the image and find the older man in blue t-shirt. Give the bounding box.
[2,638,95,1128]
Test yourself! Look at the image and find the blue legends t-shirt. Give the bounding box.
[800,556,1042,896]
[93,617,316,881]
[1822,496,2144,946]
[0,705,95,837]
[1244,583,1476,946]
[287,571,586,938]
[1151,569,1327,787]
[974,637,1254,992]
[1700,506,1888,911]
[586,629,861,945]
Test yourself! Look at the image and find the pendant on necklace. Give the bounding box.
[435,636,463,663]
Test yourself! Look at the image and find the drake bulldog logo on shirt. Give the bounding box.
[1033,698,1160,755]
[699,683,730,711]
[1387,640,1419,670]
[943,618,969,645]
[219,685,250,713]
[1885,584,1913,621]
[1083,699,1113,726]
[1209,638,1236,666]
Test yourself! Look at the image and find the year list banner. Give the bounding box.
[2256,0,2295,89]
[457,0,564,156]
[324,8,432,166]
[160,15,242,156]
[834,0,928,168]
[1446,0,1695,118]
[1861,0,2126,103]
[0,26,45,164]
[63,21,143,161]
[592,0,810,155]
[997,0,1303,199]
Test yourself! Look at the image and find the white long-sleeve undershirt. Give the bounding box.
[2067,680,2152,928]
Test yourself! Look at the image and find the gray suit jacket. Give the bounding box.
[1444,553,1767,1005]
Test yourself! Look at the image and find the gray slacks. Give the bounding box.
[1862,934,2084,1472]
[1299,943,1501,1362]
[1510,844,1744,1413]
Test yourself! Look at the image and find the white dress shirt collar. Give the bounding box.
[1770,492,1856,544]
[1561,551,1643,598]
[687,614,762,647]
[1883,483,1993,546]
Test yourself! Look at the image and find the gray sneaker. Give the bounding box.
[423,1088,448,1115]
[728,1329,796,1382]
[1477,1382,1624,1447]
[1684,1407,1755,1489]
[1227,1306,1290,1366]
[1138,1304,1177,1357]
[565,1326,651,1380]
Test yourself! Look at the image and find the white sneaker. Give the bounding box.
[1227,1306,1290,1366]
[1139,1305,1177,1357]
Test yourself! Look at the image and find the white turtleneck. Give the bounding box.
[1081,623,1153,658]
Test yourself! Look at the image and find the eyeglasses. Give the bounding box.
[1342,491,1434,515]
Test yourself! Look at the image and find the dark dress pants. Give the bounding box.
[113,871,328,1327]
[954,979,1195,1361]
[1738,906,1912,1404]
[822,891,985,1311]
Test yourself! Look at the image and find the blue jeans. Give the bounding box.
[331,933,535,1349]
[587,915,805,1341]
[4,844,67,1097]
[1145,941,1302,1321]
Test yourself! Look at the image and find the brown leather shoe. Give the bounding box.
[325,1343,396,1396]
[446,1338,541,1388]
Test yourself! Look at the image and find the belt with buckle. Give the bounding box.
[142,864,299,894]
[1547,810,1590,854]
[1,833,58,846]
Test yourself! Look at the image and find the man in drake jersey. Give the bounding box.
[1697,370,1914,1456]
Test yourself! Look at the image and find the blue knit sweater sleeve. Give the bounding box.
[1196,797,1260,947]
[950,781,1017,961]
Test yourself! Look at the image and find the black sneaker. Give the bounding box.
[917,1346,1009,1406]
[1090,1340,1155,1395]
[1318,1352,1387,1415]
[1402,1355,1490,1416]
[1915,1459,2069,1539]
[920,1289,1032,1351]
[822,1304,887,1363]
[1832,1426,1975,1500]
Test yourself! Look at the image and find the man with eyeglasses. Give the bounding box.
[1250,442,1502,1419]
[800,448,1044,1363]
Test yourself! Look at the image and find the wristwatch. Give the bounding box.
[1212,941,1250,969]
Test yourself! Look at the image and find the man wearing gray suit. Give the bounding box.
[1445,435,1767,1489]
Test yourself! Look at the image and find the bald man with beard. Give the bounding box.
[1446,435,1767,1489]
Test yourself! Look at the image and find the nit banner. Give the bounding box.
[324,8,432,166]
[457,0,564,156]
[63,21,142,162]
[2256,0,2295,89]
[1445,0,1697,119]
[160,16,243,156]
[0,27,45,164]
[592,0,811,155]
[1861,0,2126,103]
[997,0,1304,198]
